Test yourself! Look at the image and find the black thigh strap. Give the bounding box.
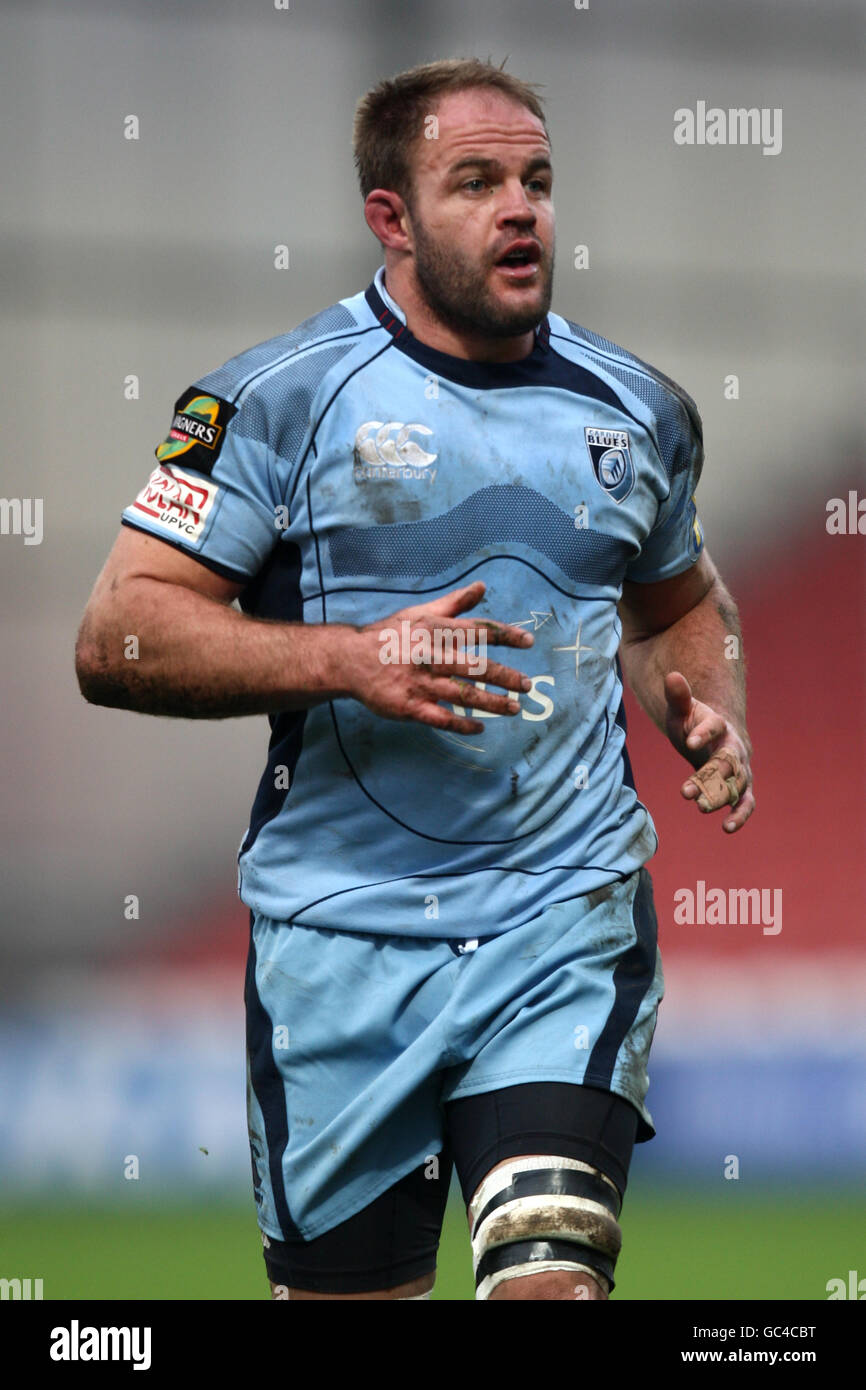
[476,1238,616,1291]
[473,1164,621,1236]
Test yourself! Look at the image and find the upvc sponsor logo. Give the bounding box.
[131,464,218,542]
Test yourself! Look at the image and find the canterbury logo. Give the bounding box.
[353,421,438,481]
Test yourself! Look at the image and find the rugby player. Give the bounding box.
[75,59,754,1300]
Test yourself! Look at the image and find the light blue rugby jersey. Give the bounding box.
[122,267,705,937]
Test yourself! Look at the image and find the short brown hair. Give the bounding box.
[352,58,548,207]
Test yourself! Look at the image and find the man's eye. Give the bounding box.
[463,178,487,192]
[527,178,550,193]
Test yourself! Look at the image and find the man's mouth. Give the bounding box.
[494,240,542,280]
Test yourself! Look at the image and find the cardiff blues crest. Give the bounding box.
[585,426,635,503]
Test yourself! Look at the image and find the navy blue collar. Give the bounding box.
[364,280,553,390]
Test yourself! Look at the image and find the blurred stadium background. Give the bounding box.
[1,0,863,1300]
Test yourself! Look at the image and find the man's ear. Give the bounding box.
[364,189,413,252]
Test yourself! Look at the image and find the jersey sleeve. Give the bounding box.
[121,385,280,582]
[624,391,705,584]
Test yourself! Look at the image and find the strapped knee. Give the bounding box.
[469,1156,623,1300]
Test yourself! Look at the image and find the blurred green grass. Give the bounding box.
[1,1187,861,1300]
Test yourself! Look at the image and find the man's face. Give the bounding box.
[403,88,555,341]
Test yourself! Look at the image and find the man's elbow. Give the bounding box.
[75,652,112,707]
[74,613,131,708]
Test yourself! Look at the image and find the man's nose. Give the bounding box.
[496,179,537,224]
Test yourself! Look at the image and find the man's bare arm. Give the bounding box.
[75,528,533,730]
[618,550,755,832]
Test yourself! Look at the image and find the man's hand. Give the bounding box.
[76,531,535,723]
[346,580,534,735]
[664,671,755,834]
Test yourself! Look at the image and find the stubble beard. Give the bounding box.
[409,211,555,342]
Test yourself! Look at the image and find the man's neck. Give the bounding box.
[381,266,538,364]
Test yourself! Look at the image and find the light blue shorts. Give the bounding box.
[245,866,663,1241]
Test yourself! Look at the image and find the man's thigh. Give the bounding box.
[253,869,659,1297]
[261,1154,452,1299]
[446,1081,640,1300]
[440,867,664,1142]
[246,914,460,1247]
[261,1081,637,1300]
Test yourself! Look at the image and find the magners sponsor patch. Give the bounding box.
[155,388,237,473]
